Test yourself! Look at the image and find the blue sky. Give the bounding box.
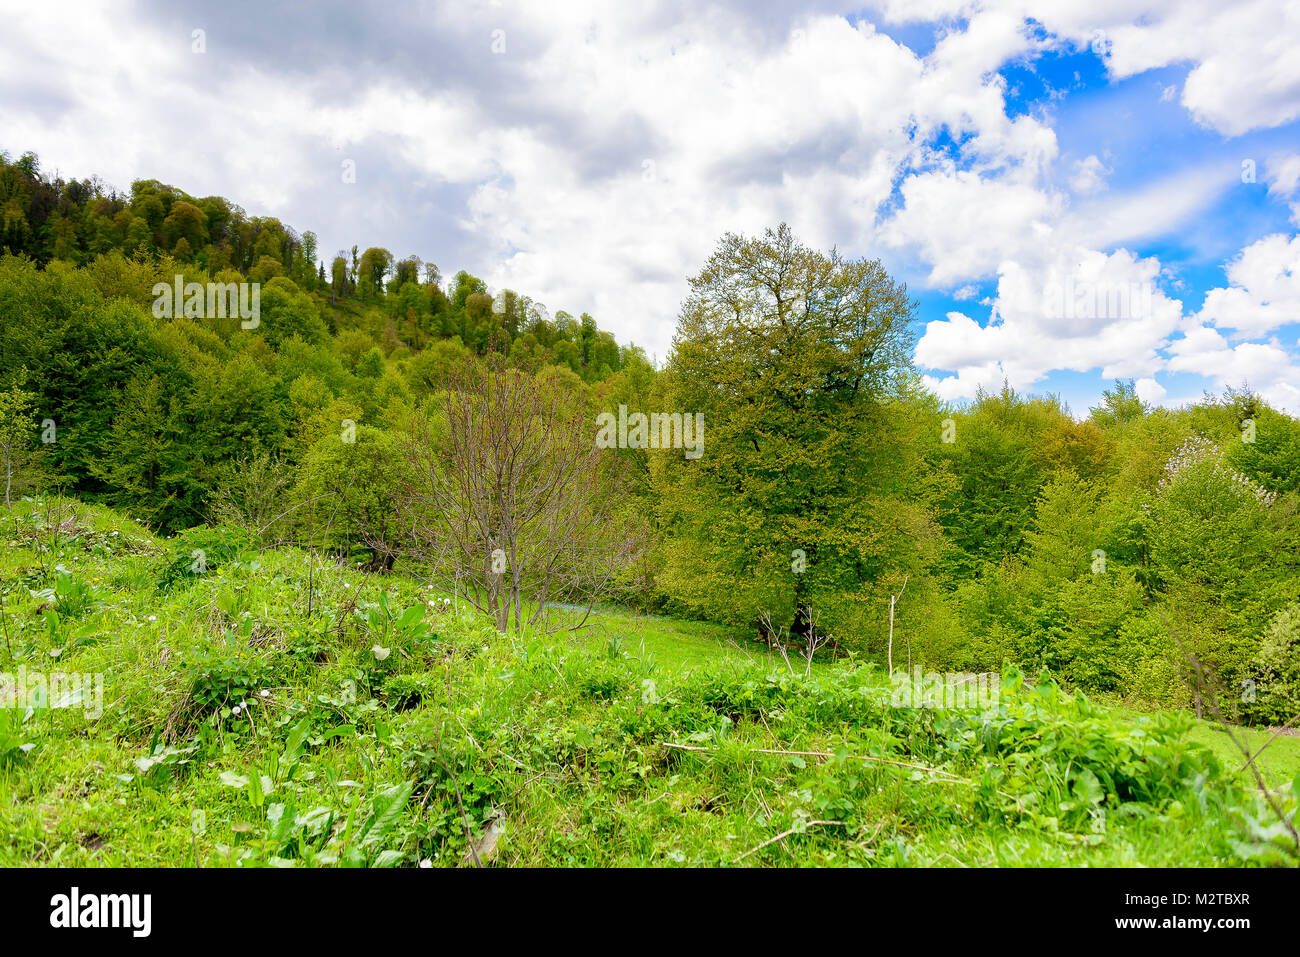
[2,0,1298,414]
[889,31,1300,415]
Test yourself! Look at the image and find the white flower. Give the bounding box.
[231,704,242,715]
[259,689,270,698]
[146,615,157,622]
[418,859,433,868]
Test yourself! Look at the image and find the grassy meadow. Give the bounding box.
[2,495,1296,868]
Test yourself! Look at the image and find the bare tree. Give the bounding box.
[800,607,832,676]
[0,377,37,507]
[400,358,644,633]
[758,610,794,675]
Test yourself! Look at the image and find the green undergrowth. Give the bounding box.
[0,497,1296,867]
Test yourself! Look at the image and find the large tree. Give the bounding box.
[649,224,942,650]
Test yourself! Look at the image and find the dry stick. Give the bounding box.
[1238,711,1300,775]
[887,575,908,678]
[1166,617,1300,856]
[734,820,845,864]
[724,635,758,664]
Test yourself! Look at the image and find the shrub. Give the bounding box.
[1242,603,1300,725]
[157,524,256,588]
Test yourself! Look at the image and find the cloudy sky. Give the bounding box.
[3,0,1299,414]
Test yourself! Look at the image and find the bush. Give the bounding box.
[157,524,256,588]
[1242,603,1300,725]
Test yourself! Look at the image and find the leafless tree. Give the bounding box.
[758,609,795,675]
[400,358,644,633]
[800,607,832,676]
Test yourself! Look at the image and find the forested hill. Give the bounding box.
[0,148,651,531]
[0,148,632,369]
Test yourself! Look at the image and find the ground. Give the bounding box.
[0,496,1296,867]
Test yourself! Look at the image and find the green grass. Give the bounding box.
[0,496,1296,868]
[1188,723,1300,790]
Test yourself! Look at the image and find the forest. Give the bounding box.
[1,147,1297,868]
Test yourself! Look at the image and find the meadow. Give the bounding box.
[2,496,1296,868]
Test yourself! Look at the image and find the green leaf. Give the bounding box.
[361,781,413,849]
[280,718,311,767]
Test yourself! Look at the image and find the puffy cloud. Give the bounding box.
[1197,234,1300,337]
[2,0,1298,414]
[881,0,1300,136]
[882,171,1062,285]
[916,244,1184,396]
[1135,376,1167,404]
[1168,325,1300,413]
[1069,155,1108,194]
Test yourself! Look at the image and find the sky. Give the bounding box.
[2,0,1298,416]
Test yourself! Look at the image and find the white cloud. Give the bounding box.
[1197,233,1300,337]
[916,244,1184,396]
[1168,326,1300,412]
[881,0,1300,136]
[1265,154,1300,198]
[1069,155,1108,194]
[882,171,1062,285]
[1,0,1298,415]
[1135,376,1167,404]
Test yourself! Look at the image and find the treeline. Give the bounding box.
[2,152,1298,724]
[0,149,628,371]
[641,225,1300,724]
[0,150,649,533]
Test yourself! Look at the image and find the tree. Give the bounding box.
[1089,379,1148,430]
[296,422,405,569]
[0,377,37,505]
[258,277,328,347]
[1143,434,1295,697]
[161,200,208,251]
[358,247,393,301]
[401,359,643,633]
[650,224,936,649]
[331,254,349,302]
[88,373,186,525]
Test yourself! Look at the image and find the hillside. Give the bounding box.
[1,496,1296,867]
